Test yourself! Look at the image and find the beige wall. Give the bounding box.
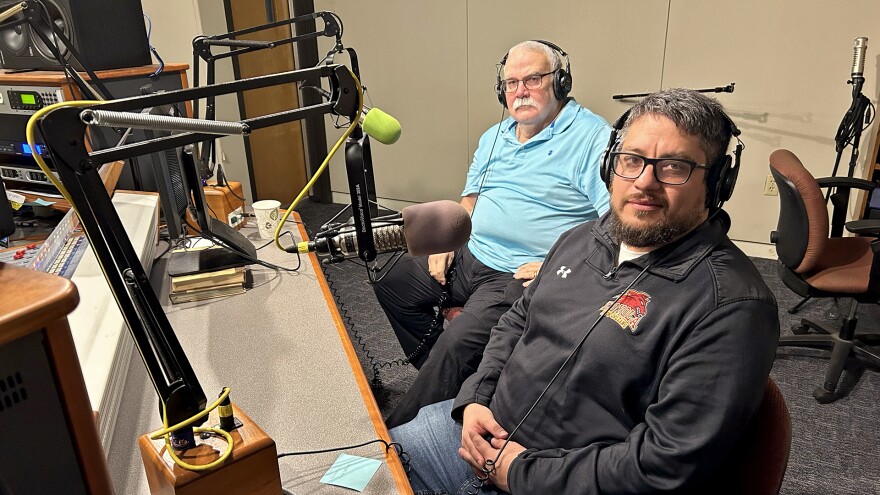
[143,1,880,245]
[663,0,880,243]
[318,0,880,246]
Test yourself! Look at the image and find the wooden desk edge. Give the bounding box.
[294,212,414,495]
[0,64,189,84]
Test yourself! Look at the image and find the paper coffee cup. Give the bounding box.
[252,199,281,239]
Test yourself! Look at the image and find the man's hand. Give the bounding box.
[472,437,526,493]
[513,261,543,287]
[428,251,454,284]
[459,404,508,474]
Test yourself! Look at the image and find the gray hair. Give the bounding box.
[619,88,734,166]
[501,40,563,79]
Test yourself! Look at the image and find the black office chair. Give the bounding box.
[769,149,880,403]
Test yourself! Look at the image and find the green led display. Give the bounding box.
[20,94,36,105]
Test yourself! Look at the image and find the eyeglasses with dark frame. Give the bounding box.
[610,152,710,185]
[500,71,554,93]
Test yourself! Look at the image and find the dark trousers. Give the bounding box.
[373,245,524,428]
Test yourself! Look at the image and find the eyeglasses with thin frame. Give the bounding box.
[610,152,710,185]
[500,71,554,93]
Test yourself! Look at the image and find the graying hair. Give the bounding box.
[619,88,734,166]
[501,40,563,79]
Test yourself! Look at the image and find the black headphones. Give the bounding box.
[600,108,744,211]
[495,40,572,108]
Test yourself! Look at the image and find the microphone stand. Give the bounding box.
[341,46,381,262]
[36,64,358,452]
[612,82,735,100]
[826,72,873,237]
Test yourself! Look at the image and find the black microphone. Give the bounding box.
[852,37,868,79]
[297,200,471,258]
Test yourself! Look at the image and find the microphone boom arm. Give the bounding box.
[191,11,345,181]
[613,82,735,100]
[35,63,358,446]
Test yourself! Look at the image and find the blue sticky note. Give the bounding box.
[31,198,55,206]
[319,453,382,492]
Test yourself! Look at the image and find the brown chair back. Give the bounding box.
[769,149,829,274]
[735,378,792,495]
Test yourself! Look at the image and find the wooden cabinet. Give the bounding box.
[0,63,190,196]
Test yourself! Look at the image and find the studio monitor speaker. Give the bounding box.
[0,0,151,71]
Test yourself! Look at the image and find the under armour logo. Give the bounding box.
[556,266,571,278]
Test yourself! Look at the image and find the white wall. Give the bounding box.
[318,0,880,245]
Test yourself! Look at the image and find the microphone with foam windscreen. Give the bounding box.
[361,106,402,145]
[297,200,471,259]
[310,86,401,144]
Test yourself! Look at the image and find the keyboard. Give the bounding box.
[25,208,88,278]
[45,234,88,278]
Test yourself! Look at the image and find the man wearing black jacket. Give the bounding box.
[390,88,779,494]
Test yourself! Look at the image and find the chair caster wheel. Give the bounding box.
[791,324,810,335]
[813,386,836,404]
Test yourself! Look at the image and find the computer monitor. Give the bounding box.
[116,104,255,265]
[168,146,256,275]
[141,104,190,240]
[93,102,255,273]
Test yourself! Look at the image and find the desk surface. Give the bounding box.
[107,217,411,494]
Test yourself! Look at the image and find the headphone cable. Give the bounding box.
[467,261,653,494]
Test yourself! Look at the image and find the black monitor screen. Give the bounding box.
[141,104,190,240]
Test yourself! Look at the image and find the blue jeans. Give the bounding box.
[389,400,505,495]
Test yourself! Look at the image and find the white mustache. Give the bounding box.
[512,97,538,111]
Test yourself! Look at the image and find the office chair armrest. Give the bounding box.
[815,176,876,192]
[845,219,880,237]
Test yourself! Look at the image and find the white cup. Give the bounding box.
[252,199,281,239]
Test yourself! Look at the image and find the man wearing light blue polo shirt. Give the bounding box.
[375,40,611,428]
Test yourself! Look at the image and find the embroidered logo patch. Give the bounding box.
[556,266,572,278]
[600,289,651,332]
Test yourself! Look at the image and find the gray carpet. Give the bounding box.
[296,199,880,495]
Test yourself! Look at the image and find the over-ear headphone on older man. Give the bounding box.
[599,108,744,211]
[495,40,572,108]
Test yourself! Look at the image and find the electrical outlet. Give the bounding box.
[763,175,778,196]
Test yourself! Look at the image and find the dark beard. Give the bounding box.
[609,205,706,249]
